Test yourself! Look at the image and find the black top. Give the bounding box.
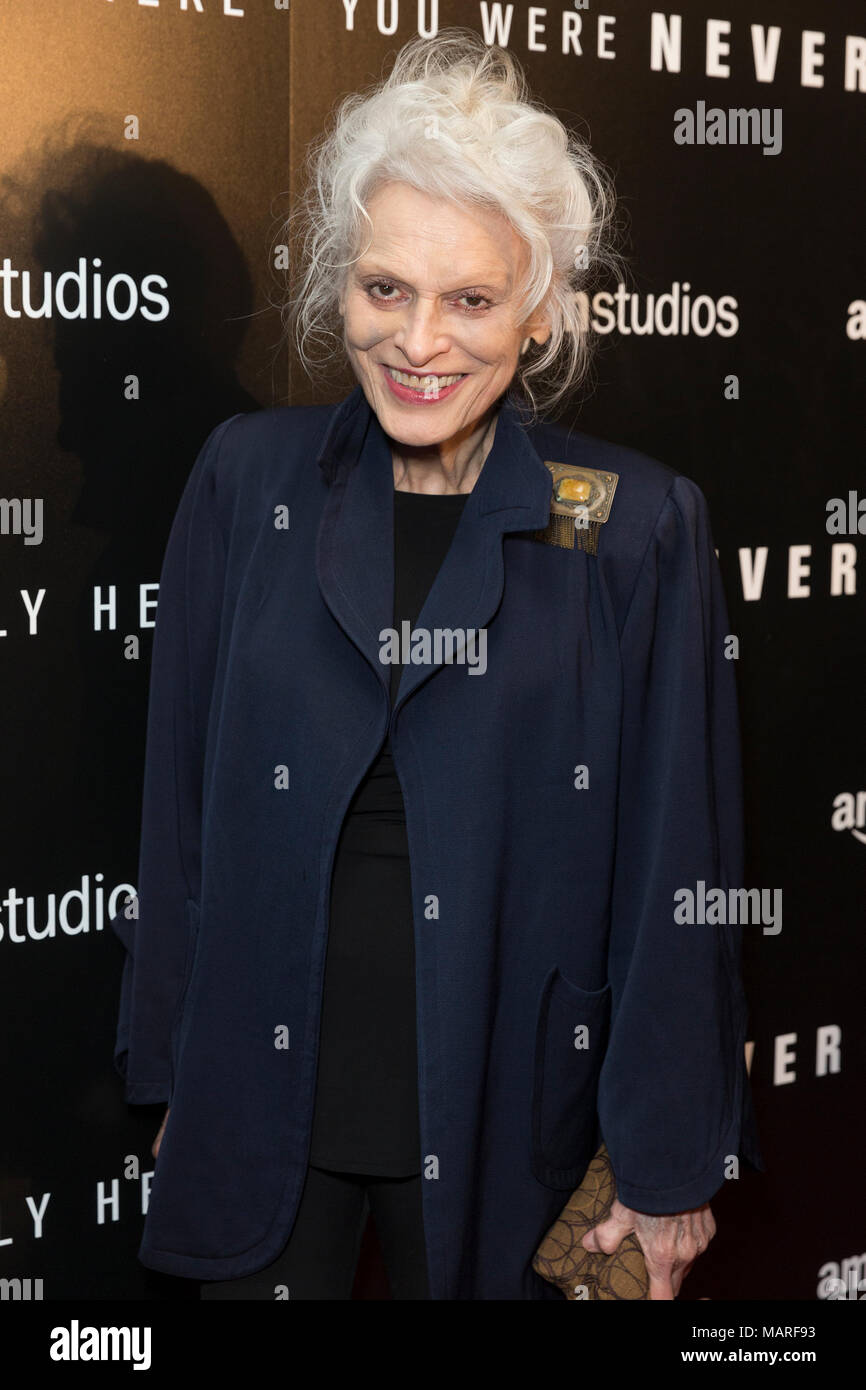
[308,487,470,1175]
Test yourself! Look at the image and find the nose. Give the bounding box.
[392,296,451,369]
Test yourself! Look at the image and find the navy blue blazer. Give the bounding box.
[111,383,762,1298]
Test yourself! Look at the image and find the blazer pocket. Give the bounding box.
[169,899,201,1080]
[530,965,612,1190]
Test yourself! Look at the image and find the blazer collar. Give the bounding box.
[314,383,554,712]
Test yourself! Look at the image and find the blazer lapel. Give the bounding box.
[315,385,554,710]
[315,386,396,691]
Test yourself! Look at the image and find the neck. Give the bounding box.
[390,405,500,494]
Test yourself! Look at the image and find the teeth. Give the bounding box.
[386,367,464,390]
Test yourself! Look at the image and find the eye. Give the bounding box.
[455,293,492,314]
[362,279,493,314]
[365,279,404,304]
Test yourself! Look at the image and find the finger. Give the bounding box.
[686,1234,708,1267]
[648,1267,675,1301]
[688,1218,714,1261]
[582,1216,633,1255]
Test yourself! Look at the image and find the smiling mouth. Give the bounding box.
[384,365,467,389]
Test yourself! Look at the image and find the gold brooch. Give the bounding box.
[529,461,619,554]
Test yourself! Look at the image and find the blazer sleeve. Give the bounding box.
[597,473,764,1213]
[109,413,244,1104]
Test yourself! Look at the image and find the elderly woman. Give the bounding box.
[111,31,761,1301]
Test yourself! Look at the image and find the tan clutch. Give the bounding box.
[532,1143,649,1300]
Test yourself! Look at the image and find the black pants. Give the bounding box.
[199,1164,430,1300]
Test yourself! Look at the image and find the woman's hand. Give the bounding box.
[152,1107,170,1161]
[581,1197,716,1299]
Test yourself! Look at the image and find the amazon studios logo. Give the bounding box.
[831,792,866,845]
[0,258,169,322]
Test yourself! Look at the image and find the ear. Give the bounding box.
[520,306,552,350]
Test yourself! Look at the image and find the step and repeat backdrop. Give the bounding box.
[0,0,863,1302]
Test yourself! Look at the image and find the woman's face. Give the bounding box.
[339,182,550,449]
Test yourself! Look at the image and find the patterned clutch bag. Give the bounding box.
[532,1143,649,1300]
